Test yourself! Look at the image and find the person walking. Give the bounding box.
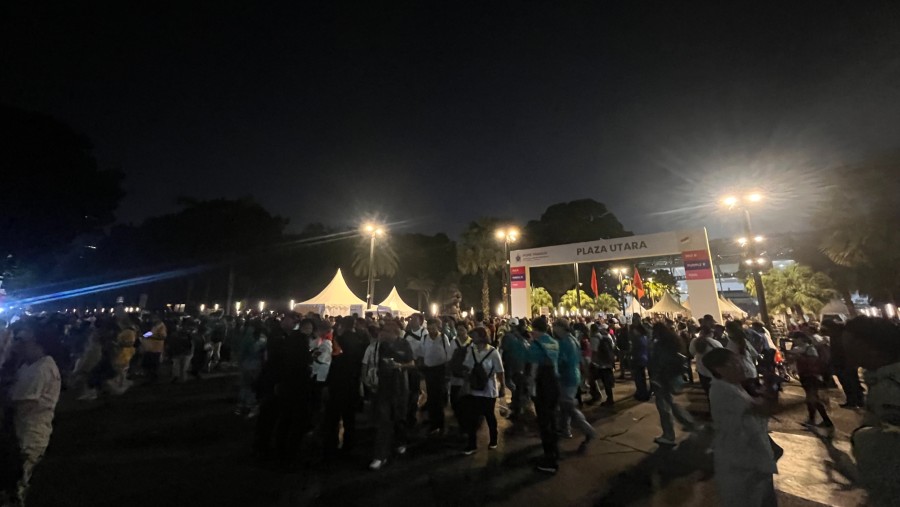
[448,322,473,437]
[500,319,531,425]
[703,348,779,507]
[630,323,651,401]
[822,319,864,408]
[419,318,451,435]
[525,317,561,474]
[2,327,61,506]
[554,319,596,452]
[402,314,427,428]
[649,322,696,446]
[322,317,366,458]
[367,321,415,471]
[787,330,834,431]
[141,314,167,382]
[461,327,504,455]
[589,323,617,407]
[689,325,723,402]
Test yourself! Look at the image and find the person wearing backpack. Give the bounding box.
[649,322,696,446]
[525,317,562,474]
[787,330,834,431]
[448,322,473,437]
[589,323,617,406]
[460,327,505,455]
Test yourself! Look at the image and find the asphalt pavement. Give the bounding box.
[27,369,867,507]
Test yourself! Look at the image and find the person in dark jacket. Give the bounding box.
[322,316,367,458]
[253,312,312,469]
[649,322,695,446]
[630,324,650,401]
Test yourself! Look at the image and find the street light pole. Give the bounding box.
[363,223,385,310]
[496,227,519,317]
[741,208,771,328]
[722,193,771,328]
[367,233,376,309]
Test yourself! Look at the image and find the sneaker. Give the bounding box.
[817,421,835,429]
[600,400,615,407]
[396,446,407,455]
[535,462,559,474]
[488,442,498,450]
[368,459,387,471]
[654,436,676,446]
[462,447,477,456]
[246,407,259,419]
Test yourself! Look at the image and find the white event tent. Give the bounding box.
[293,269,367,316]
[378,287,420,317]
[648,292,691,316]
[624,297,646,317]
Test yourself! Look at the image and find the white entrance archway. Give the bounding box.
[509,228,722,320]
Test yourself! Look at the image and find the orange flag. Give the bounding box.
[633,267,646,300]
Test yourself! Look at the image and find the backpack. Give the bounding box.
[469,348,495,391]
[449,339,470,377]
[363,342,380,391]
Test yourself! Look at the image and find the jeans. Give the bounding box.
[589,366,615,402]
[466,396,498,449]
[254,391,310,464]
[422,365,448,431]
[533,369,560,464]
[407,369,423,426]
[323,379,360,455]
[653,381,694,440]
[509,372,532,416]
[374,387,407,460]
[172,354,192,381]
[559,386,596,439]
[836,365,865,406]
[632,365,650,400]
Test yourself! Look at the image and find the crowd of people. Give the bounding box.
[0,305,898,506]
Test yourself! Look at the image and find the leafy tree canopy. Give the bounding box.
[746,264,836,317]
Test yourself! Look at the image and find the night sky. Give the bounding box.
[3,2,900,239]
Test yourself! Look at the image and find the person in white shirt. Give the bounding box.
[460,327,504,455]
[703,347,778,507]
[689,325,723,401]
[5,327,61,506]
[418,318,451,434]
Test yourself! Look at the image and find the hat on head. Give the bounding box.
[509,317,519,326]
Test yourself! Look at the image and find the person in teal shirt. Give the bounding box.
[553,319,596,452]
[525,317,562,473]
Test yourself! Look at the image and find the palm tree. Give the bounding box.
[529,286,554,316]
[457,218,506,315]
[406,275,434,311]
[352,236,399,280]
[596,293,621,313]
[560,289,599,312]
[746,264,836,320]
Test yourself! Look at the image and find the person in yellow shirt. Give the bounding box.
[108,316,137,393]
[141,314,167,382]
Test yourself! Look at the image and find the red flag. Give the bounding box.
[633,266,646,300]
[590,267,599,298]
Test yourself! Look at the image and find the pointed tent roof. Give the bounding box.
[295,269,366,315]
[681,298,691,311]
[720,297,748,317]
[379,287,420,317]
[625,297,646,316]
[648,292,690,315]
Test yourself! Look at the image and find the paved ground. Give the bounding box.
[28,371,867,507]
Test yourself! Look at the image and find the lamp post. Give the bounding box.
[495,227,519,317]
[722,192,771,328]
[363,223,385,310]
[611,267,628,316]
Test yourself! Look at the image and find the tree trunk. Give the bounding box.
[481,270,490,316]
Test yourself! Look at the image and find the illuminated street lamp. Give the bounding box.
[721,191,770,327]
[289,299,295,311]
[235,301,242,312]
[363,222,386,309]
[495,227,519,317]
[258,301,265,313]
